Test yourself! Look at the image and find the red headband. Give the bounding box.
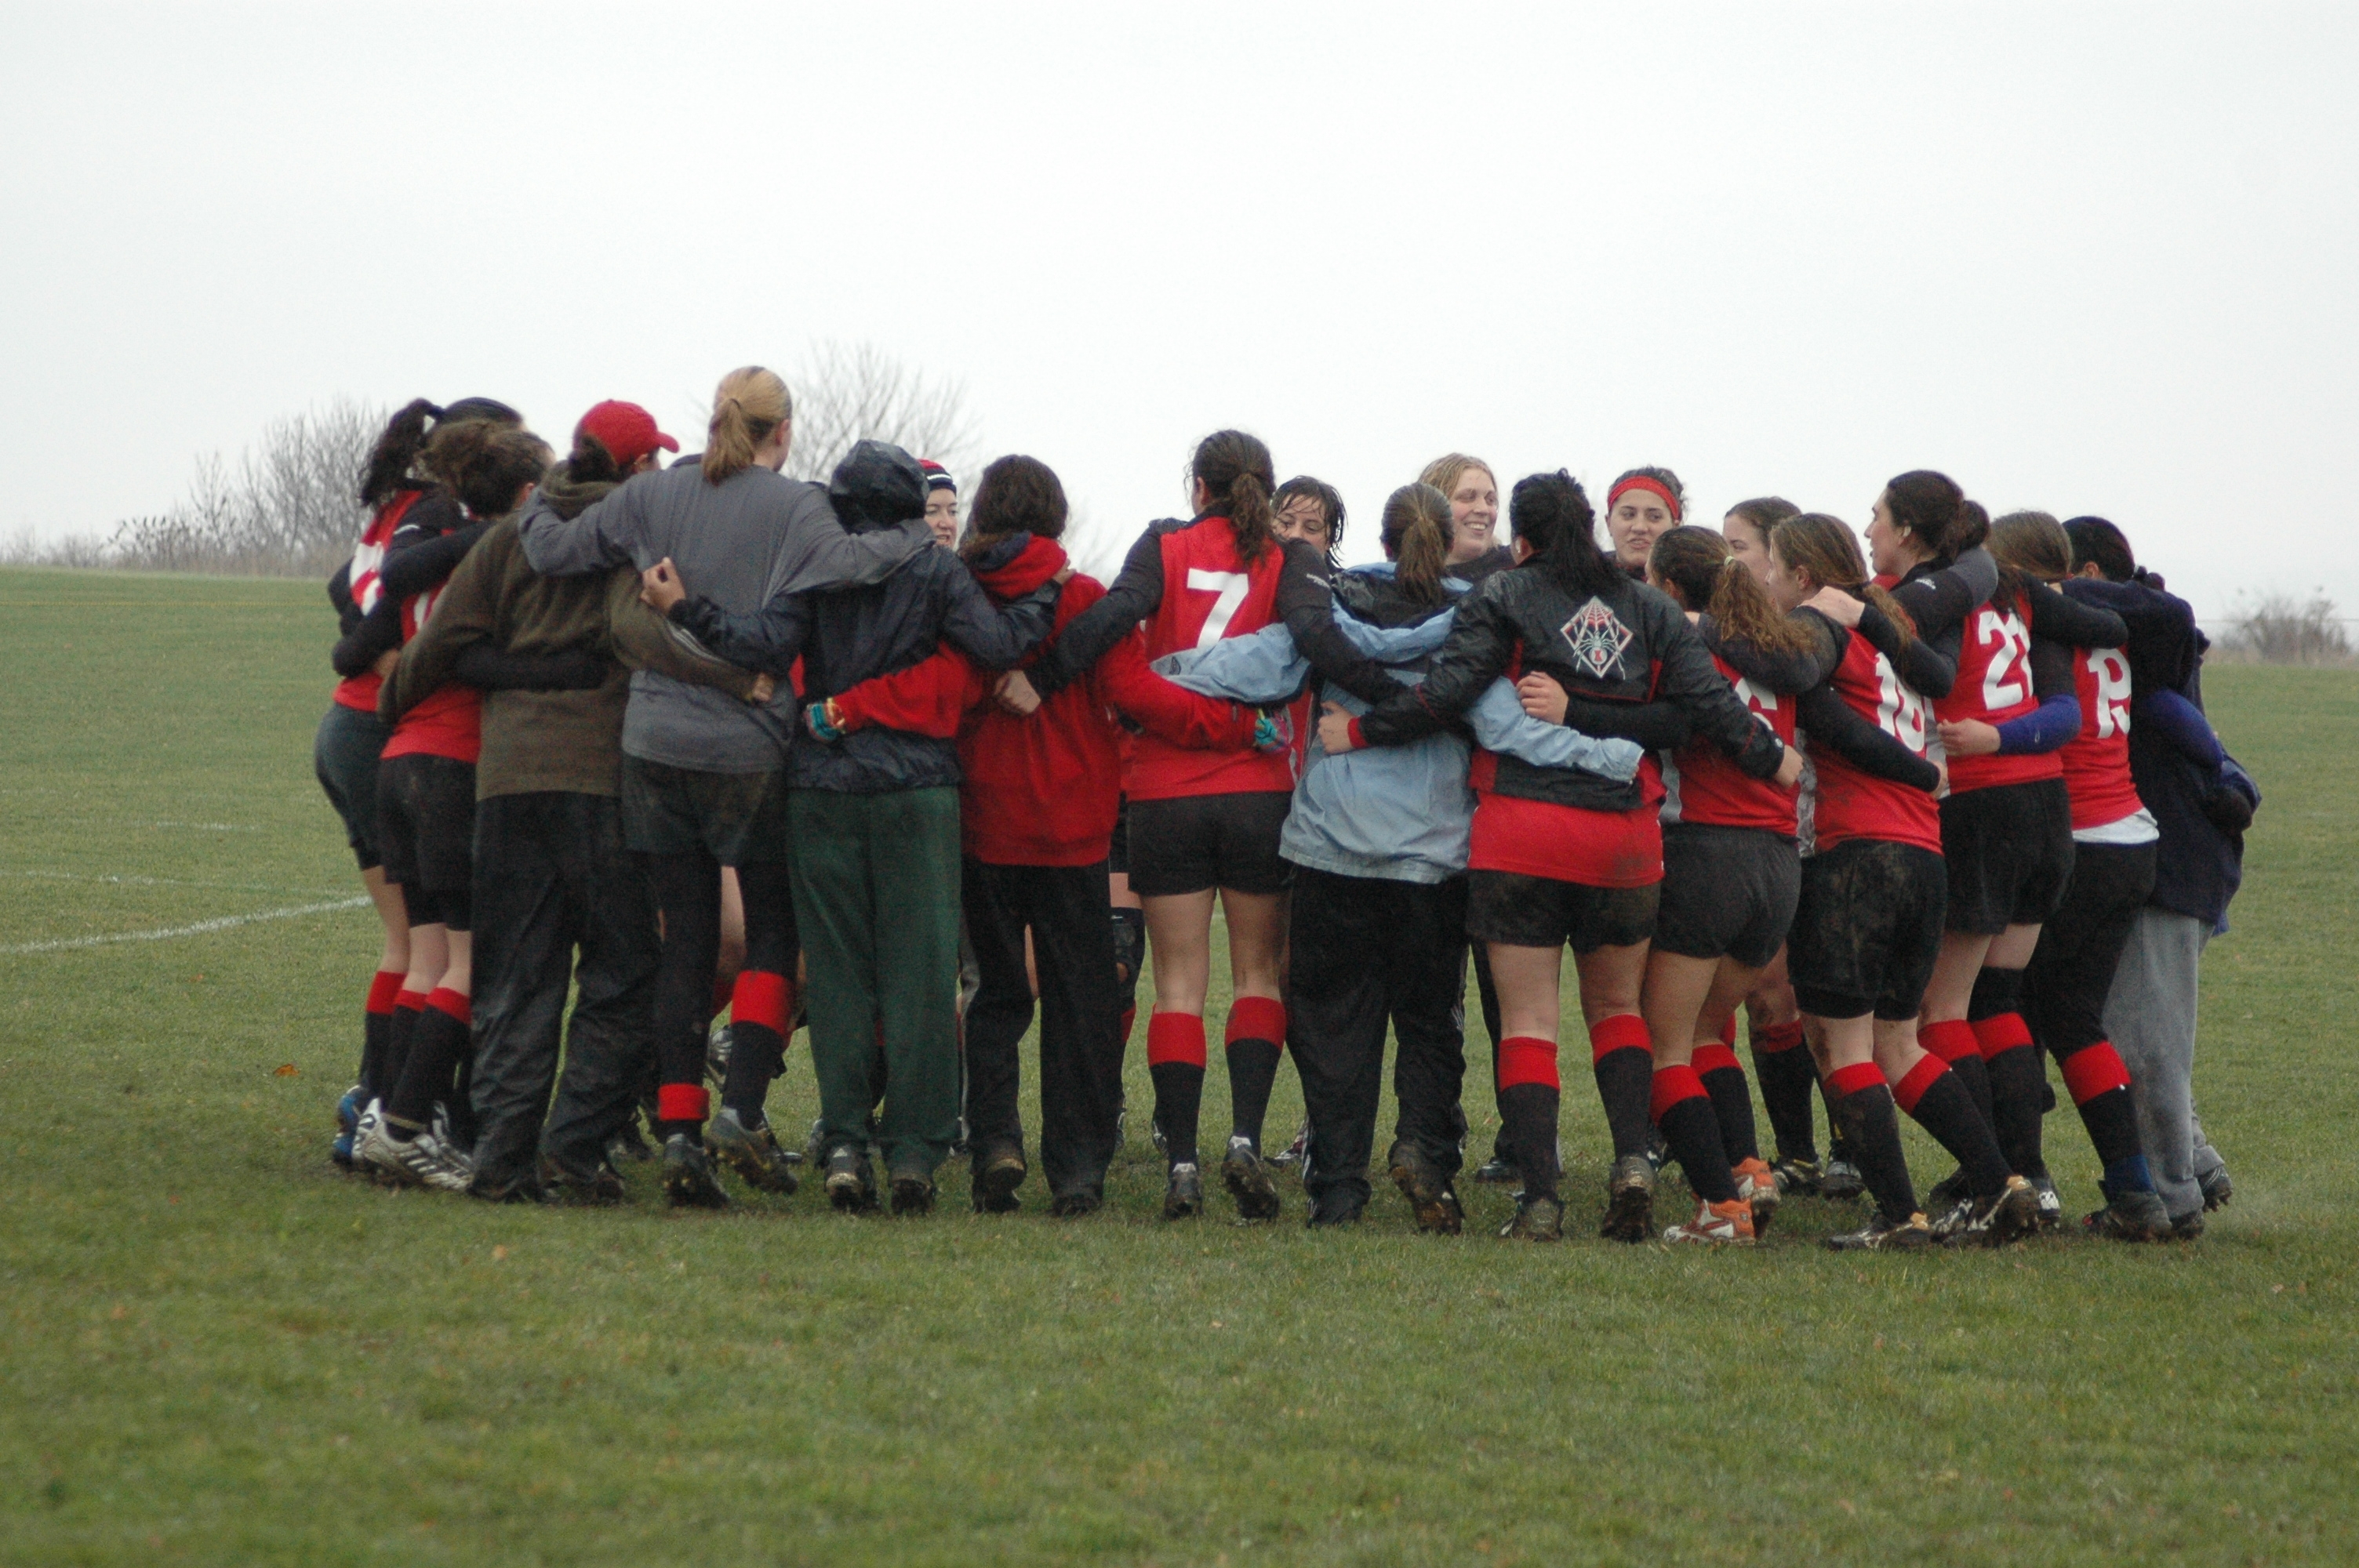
[1608,475,1682,522]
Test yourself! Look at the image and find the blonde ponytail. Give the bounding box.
[702,366,791,485]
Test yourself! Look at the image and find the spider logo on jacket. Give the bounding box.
[1560,597,1635,681]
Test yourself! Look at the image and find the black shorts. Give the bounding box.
[1466,870,1659,954]
[1939,779,2074,935]
[1787,838,1946,1021]
[620,755,791,866]
[314,702,393,870]
[376,752,478,931]
[1108,796,1132,877]
[1125,791,1292,898]
[1654,823,1799,969]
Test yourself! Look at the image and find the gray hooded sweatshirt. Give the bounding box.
[520,459,927,772]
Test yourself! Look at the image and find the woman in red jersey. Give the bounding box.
[1987,514,2175,1240]
[1639,525,1939,1243]
[1761,514,2037,1250]
[316,398,516,1167]
[1003,431,1410,1221]
[1325,473,1800,1243]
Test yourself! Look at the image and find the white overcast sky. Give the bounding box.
[4,3,2354,619]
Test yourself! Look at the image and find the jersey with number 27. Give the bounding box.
[1126,515,1292,802]
[1810,628,1941,854]
[1933,594,2060,793]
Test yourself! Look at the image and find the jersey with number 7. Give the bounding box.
[1125,516,1293,802]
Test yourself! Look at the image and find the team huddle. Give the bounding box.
[312,366,2255,1250]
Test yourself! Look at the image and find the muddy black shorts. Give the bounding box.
[1125,791,1292,898]
[1466,869,1659,954]
[376,751,477,931]
[1654,823,1800,969]
[1939,778,2074,935]
[314,702,393,870]
[620,755,792,867]
[1108,796,1132,877]
[1787,838,1946,1021]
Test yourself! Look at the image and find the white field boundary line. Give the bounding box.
[1,896,371,956]
[1,869,351,898]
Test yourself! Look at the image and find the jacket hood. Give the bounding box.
[537,462,622,523]
[1335,561,1467,630]
[969,534,1067,601]
[830,440,928,533]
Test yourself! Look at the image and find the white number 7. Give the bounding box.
[1187,568,1251,648]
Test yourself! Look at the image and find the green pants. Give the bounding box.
[788,786,964,1176]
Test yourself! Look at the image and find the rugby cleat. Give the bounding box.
[538,1152,627,1206]
[1161,1161,1204,1221]
[660,1134,730,1210]
[1471,1156,1520,1186]
[1386,1139,1464,1236]
[332,1085,365,1170]
[1818,1152,1867,1201]
[1499,1193,1565,1242]
[1600,1153,1656,1243]
[972,1141,1027,1214]
[889,1173,936,1217]
[1663,1196,1756,1246]
[1048,1185,1103,1219]
[1733,1156,1782,1240]
[1268,1121,1311,1168]
[823,1145,878,1213]
[2082,1189,2172,1243]
[2199,1167,2234,1211]
[1925,1167,1971,1213]
[1930,1174,2039,1248]
[360,1120,475,1193]
[1222,1136,1281,1221]
[1823,1211,1933,1252]
[2029,1171,2063,1232]
[707,1107,799,1196]
[1768,1154,1823,1197]
[1306,1192,1366,1228]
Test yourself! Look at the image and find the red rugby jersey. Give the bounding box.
[330,491,421,713]
[1810,630,1941,855]
[1662,649,1798,835]
[1124,517,1293,802]
[380,575,483,765]
[2059,644,2144,831]
[1935,595,2060,793]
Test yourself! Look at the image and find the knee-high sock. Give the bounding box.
[381,989,427,1107]
[1750,1018,1818,1162]
[359,969,404,1099]
[1652,1064,1739,1203]
[1693,1034,1761,1167]
[1919,1018,1994,1126]
[1826,1062,1917,1225]
[1223,996,1285,1150]
[387,988,471,1136]
[1970,966,2045,1175]
[2056,1040,2154,1194]
[1147,1011,1206,1168]
[1588,1014,1653,1162]
[1892,1054,2011,1199]
[722,970,792,1124]
[1497,1036,1560,1200]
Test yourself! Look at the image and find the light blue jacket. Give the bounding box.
[1154,568,1643,884]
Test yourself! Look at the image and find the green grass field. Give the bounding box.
[2,565,2353,1566]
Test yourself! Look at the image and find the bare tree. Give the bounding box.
[2220,590,2353,666]
[780,339,980,485]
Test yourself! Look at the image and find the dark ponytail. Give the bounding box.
[1380,483,1454,604]
[358,398,442,507]
[1882,469,1973,561]
[424,422,554,520]
[1651,525,1813,655]
[1192,430,1278,564]
[1509,470,1619,601]
[2063,516,2143,585]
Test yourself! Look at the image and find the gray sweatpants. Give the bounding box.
[2102,906,2230,1223]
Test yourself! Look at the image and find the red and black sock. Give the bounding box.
[1589,1014,1654,1162]
[381,988,428,1105]
[1223,997,1285,1151]
[358,969,403,1098]
[721,971,792,1126]
[1968,967,2044,1176]
[1497,1035,1561,1200]
[2056,1040,2154,1193]
[1652,1064,1739,1203]
[1892,1054,2010,1199]
[1918,1018,1994,1125]
[1693,1018,1761,1167]
[1147,1012,1206,1168]
[656,1081,709,1144]
[1749,1018,1817,1163]
[387,988,471,1138]
[1825,1062,1917,1224]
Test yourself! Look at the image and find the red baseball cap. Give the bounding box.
[575,400,680,467]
